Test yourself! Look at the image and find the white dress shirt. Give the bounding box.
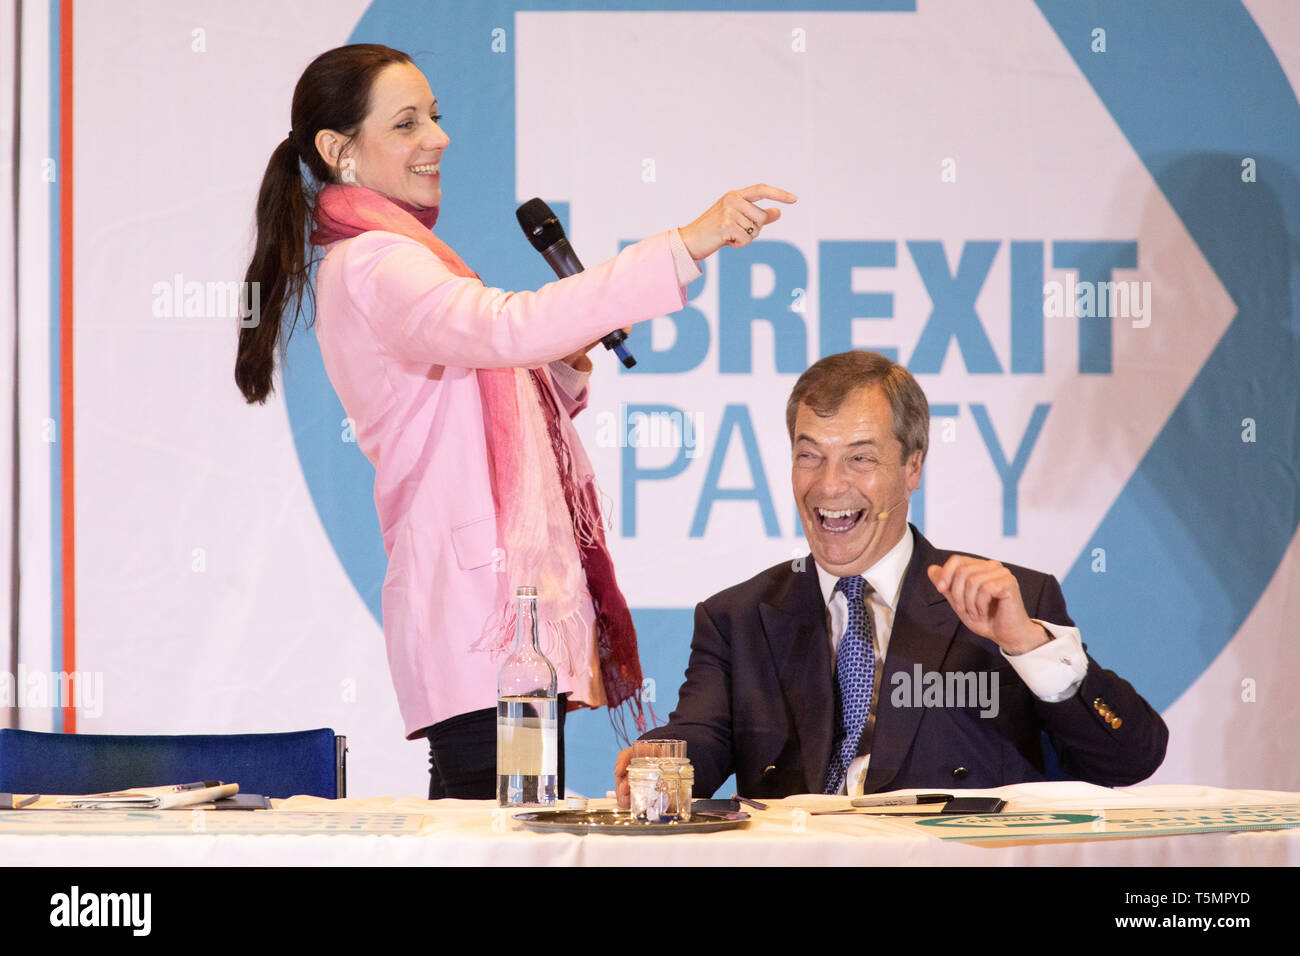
[814,527,1088,795]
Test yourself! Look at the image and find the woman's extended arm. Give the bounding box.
[320,229,687,369]
[318,184,795,369]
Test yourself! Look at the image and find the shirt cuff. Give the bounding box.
[670,228,704,287]
[1000,621,1088,702]
[547,357,591,401]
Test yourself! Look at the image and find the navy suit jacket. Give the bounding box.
[646,526,1169,798]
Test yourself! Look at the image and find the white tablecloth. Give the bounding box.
[5,783,1297,866]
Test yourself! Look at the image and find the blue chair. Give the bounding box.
[0,728,346,799]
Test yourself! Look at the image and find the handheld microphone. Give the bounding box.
[515,198,636,368]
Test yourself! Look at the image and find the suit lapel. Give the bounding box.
[758,562,833,794]
[865,526,961,793]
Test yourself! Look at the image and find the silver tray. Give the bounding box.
[512,808,750,835]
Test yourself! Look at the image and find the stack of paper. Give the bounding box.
[52,781,239,810]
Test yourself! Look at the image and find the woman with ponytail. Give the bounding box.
[235,43,795,799]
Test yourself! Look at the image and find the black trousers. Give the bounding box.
[424,694,567,800]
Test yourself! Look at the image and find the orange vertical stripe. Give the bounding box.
[60,1,76,734]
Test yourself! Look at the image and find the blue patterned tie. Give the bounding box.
[823,575,875,794]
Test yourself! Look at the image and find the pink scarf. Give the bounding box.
[310,184,649,739]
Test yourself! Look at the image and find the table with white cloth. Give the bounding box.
[4,783,1297,866]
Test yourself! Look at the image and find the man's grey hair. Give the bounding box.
[785,350,930,463]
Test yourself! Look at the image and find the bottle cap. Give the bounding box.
[516,586,538,597]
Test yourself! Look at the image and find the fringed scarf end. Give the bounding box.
[542,609,589,678]
[570,480,609,548]
[470,599,517,662]
[605,696,658,749]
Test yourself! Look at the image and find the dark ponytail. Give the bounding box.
[235,136,311,404]
[235,44,415,405]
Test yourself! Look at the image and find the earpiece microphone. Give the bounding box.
[873,496,909,521]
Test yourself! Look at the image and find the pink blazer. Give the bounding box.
[313,228,689,737]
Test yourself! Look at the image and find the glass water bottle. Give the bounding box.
[496,586,559,806]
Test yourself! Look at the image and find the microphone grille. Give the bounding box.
[516,198,563,250]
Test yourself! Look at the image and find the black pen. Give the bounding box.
[850,792,952,808]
